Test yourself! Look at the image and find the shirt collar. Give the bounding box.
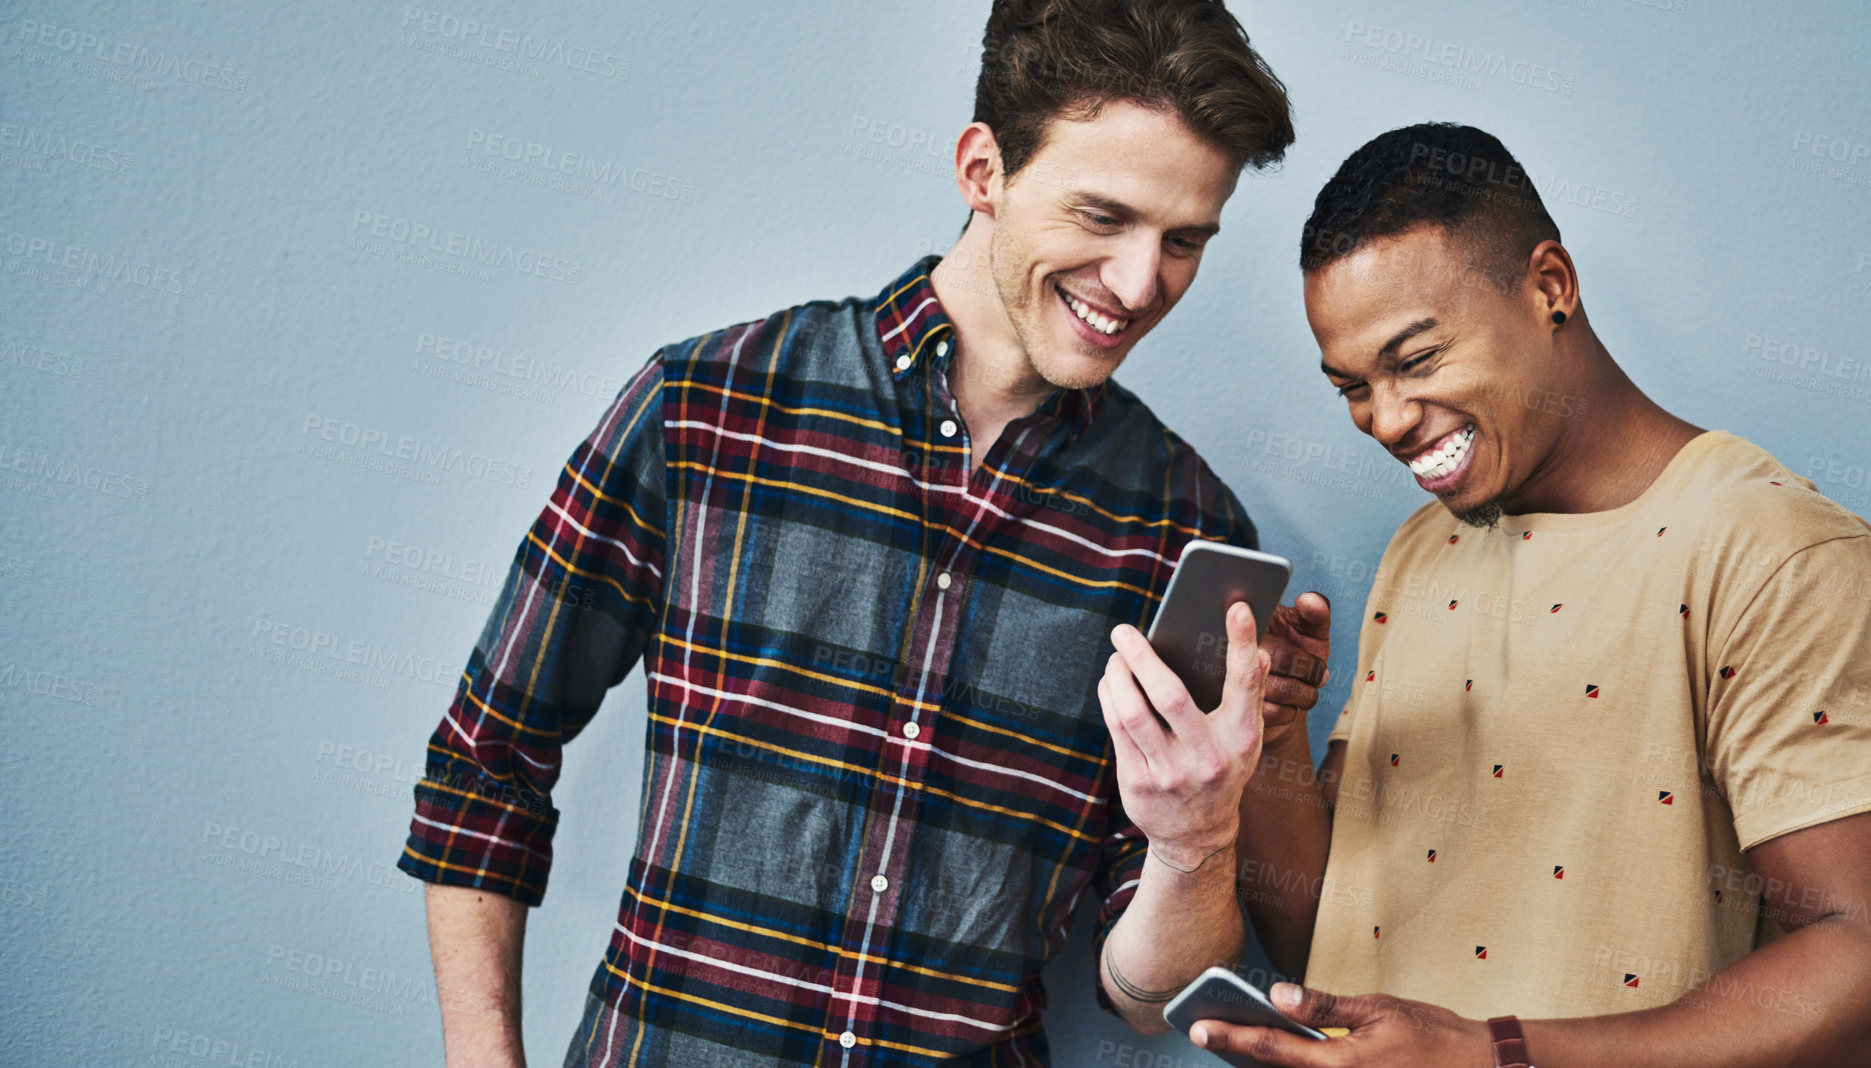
[872,256,1106,435]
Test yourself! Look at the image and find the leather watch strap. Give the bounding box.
[1487,1015,1532,1068]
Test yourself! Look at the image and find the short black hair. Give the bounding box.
[1299,123,1559,280]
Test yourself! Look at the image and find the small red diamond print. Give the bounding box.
[1680,604,1690,618]
[1448,599,1460,610]
[1659,791,1674,805]
[1492,764,1504,778]
[1719,666,1738,680]
[1427,849,1438,862]
[1448,534,1460,545]
[1657,527,1667,537]
[1585,684,1600,699]
[1550,603,1563,613]
[1554,866,1565,879]
[1814,711,1830,725]
[1522,531,1533,541]
[1465,679,1473,691]
[1390,753,1400,767]
[1475,946,1488,960]
[1373,611,1388,624]
[1625,974,1641,988]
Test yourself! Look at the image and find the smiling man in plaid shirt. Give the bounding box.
[398,2,1334,1064]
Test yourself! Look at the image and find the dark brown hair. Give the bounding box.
[974,0,1295,178]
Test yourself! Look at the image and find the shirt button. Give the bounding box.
[939,419,958,438]
[936,340,950,358]
[903,721,921,740]
[936,572,952,590]
[870,874,889,893]
[839,1031,857,1049]
[894,354,912,372]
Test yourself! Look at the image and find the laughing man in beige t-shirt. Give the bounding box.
[1166,124,1871,1066]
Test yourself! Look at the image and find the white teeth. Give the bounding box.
[1409,426,1475,479]
[1063,291,1128,336]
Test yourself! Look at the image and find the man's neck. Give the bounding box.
[928,221,1062,469]
[1503,332,1704,516]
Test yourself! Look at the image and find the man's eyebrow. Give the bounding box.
[1070,192,1220,237]
[1071,193,1136,219]
[1319,317,1440,380]
[1378,317,1440,362]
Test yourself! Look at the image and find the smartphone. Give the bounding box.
[1145,541,1292,711]
[1163,967,1328,1068]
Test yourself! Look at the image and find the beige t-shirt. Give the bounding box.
[1308,432,1871,1020]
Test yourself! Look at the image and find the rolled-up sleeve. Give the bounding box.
[397,353,668,905]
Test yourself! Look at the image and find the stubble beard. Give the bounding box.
[988,227,1110,393]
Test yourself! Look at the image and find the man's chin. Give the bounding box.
[1450,499,1504,529]
[1034,344,1128,391]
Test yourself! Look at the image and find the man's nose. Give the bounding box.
[1101,235,1161,314]
[1368,384,1421,450]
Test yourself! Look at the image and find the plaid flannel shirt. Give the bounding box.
[399,258,1257,1065]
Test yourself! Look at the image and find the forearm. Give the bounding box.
[425,883,530,1068]
[1523,918,1871,1068]
[1100,845,1246,1034]
[1233,727,1332,976]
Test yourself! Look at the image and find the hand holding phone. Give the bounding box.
[1145,542,1292,712]
[1163,968,1338,1068]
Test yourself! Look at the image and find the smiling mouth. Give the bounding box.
[1057,284,1131,337]
[1407,424,1476,481]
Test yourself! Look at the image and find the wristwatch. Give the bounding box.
[1487,1016,1533,1068]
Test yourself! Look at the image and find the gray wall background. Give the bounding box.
[2,1,1868,1065]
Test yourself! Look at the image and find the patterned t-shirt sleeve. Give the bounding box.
[397,353,669,906]
[1705,533,1871,851]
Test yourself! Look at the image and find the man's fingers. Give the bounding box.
[1190,1021,1337,1068]
[1260,700,1304,731]
[1291,591,1333,641]
[1262,672,1320,713]
[1214,602,1267,727]
[1101,653,1170,765]
[1098,677,1150,772]
[1270,983,1346,1027]
[1110,623,1206,724]
[1267,645,1327,689]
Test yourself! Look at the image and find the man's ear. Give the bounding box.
[1526,239,1579,325]
[953,122,1003,218]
